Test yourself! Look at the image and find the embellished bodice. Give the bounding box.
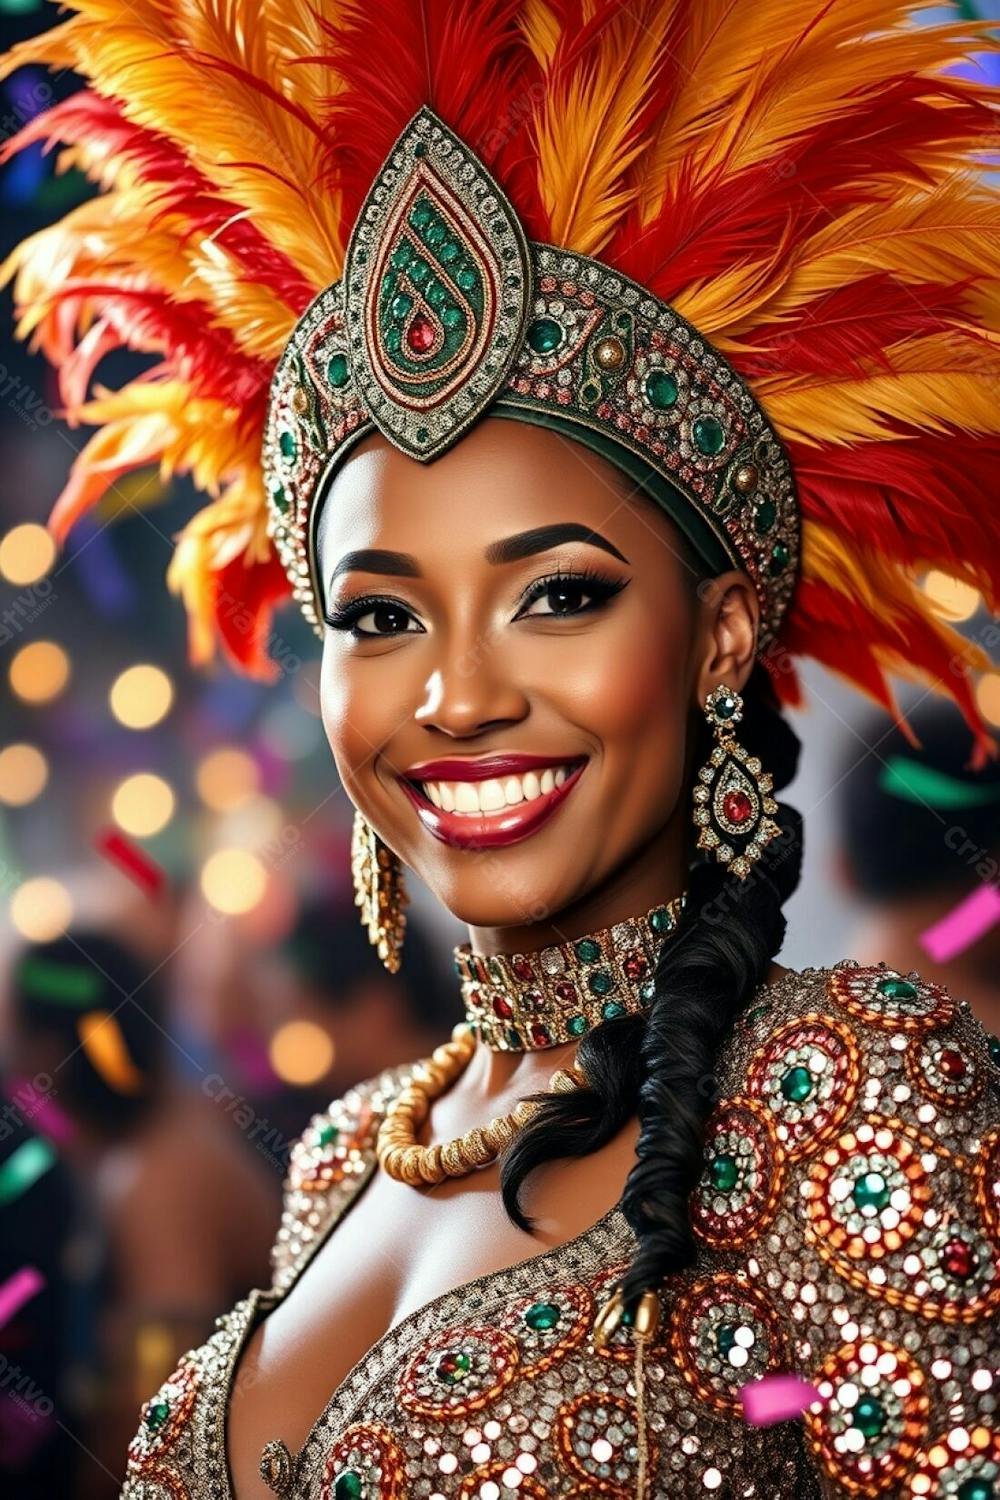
[122,961,1000,1499]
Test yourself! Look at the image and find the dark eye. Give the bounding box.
[517,570,627,619]
[323,597,424,638]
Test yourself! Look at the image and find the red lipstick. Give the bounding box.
[398,756,587,850]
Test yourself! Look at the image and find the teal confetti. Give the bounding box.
[0,1138,56,1207]
[879,755,1000,811]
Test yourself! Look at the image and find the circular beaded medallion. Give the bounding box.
[127,1358,199,1470]
[802,1122,930,1262]
[905,1426,1000,1498]
[289,1103,373,1193]
[497,1284,592,1376]
[691,1096,785,1248]
[320,1423,408,1500]
[555,1391,656,1495]
[398,1325,519,1419]
[747,1013,861,1158]
[670,1273,786,1412]
[805,1341,929,1494]
[827,968,954,1033]
[974,1126,1000,1242]
[906,1033,985,1109]
[900,1217,1000,1322]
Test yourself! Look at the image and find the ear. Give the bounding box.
[693,570,759,708]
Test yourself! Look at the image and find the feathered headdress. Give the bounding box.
[3,0,1000,763]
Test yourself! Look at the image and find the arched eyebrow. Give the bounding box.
[329,523,630,586]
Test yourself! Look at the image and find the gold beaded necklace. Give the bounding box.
[376,896,686,1187]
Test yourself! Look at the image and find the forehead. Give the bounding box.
[314,415,682,580]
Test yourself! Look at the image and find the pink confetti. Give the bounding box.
[741,1374,823,1426]
[920,882,1000,963]
[5,1077,76,1147]
[0,1266,45,1333]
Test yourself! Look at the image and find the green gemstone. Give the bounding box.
[716,1324,737,1356]
[442,306,464,329]
[753,499,776,534]
[409,258,430,283]
[385,326,401,353]
[410,202,432,227]
[769,541,790,575]
[877,976,918,1001]
[278,429,296,460]
[426,221,447,246]
[415,428,429,444]
[989,1034,1000,1067]
[693,415,726,455]
[390,293,413,320]
[574,937,601,963]
[327,352,349,388]
[853,1170,890,1212]
[851,1394,887,1440]
[645,370,678,409]
[649,906,674,934]
[426,281,448,308]
[567,1014,588,1038]
[457,267,477,290]
[413,141,427,158]
[780,1065,813,1104]
[145,1400,169,1432]
[640,980,656,1002]
[507,1026,522,1048]
[270,484,288,515]
[391,243,411,268]
[528,317,563,355]
[435,1349,472,1385]
[439,240,459,263]
[524,1300,561,1331]
[334,1472,364,1500]
[715,693,738,720]
[957,1480,994,1500]
[317,1122,339,1148]
[588,970,613,996]
[601,1001,627,1020]
[710,1152,739,1193]
[746,1004,771,1026]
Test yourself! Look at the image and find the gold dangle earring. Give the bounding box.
[351,809,408,973]
[693,685,780,879]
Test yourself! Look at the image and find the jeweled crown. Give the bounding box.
[263,108,799,646]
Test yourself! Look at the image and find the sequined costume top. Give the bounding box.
[122,961,1000,1499]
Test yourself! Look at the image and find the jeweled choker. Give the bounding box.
[454,894,687,1051]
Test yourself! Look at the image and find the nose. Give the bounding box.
[414,630,530,739]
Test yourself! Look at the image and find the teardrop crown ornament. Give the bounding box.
[693,685,780,878]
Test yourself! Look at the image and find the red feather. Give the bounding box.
[211,548,292,679]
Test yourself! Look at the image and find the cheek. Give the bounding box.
[319,644,393,793]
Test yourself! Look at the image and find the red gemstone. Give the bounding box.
[941,1239,976,1280]
[555,981,577,1003]
[491,994,514,1020]
[407,314,436,353]
[722,789,753,825]
[524,990,543,1012]
[512,956,534,982]
[939,1048,967,1079]
[623,952,647,979]
[530,1023,552,1047]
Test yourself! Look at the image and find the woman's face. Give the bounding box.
[316,417,756,933]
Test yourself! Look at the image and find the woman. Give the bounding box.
[4,3,1000,1496]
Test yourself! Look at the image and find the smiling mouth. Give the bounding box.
[397,756,588,850]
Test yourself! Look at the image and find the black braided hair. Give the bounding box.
[499,660,803,1310]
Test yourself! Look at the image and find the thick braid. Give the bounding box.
[500,665,803,1271]
[618,665,802,1305]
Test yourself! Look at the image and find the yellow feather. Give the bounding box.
[518,0,561,69]
[167,474,269,665]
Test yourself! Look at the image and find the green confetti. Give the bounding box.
[20,958,102,1006]
[879,755,1000,811]
[0,1138,56,1207]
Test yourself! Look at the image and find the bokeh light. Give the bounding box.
[111,773,176,837]
[976,671,1000,728]
[195,747,259,811]
[922,570,980,623]
[11,877,74,942]
[109,664,174,729]
[269,1019,335,1086]
[200,848,268,915]
[0,522,55,585]
[0,743,48,806]
[9,640,70,703]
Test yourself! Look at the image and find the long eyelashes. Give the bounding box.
[323,566,629,639]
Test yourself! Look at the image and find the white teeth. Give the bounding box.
[454,781,480,813]
[417,762,580,815]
